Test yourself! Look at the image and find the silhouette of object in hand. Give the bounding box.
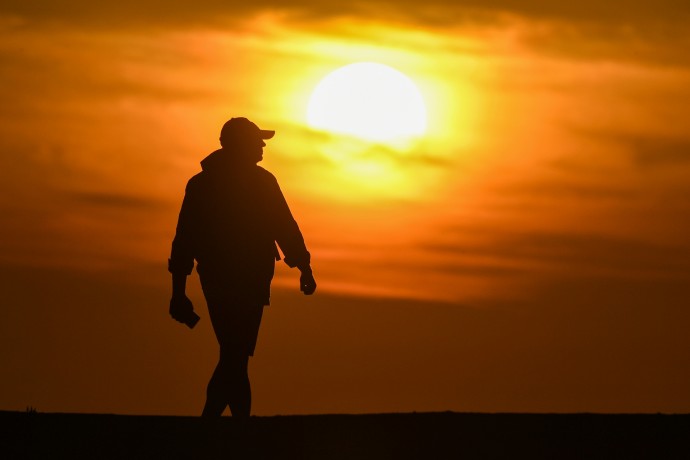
[170,295,200,328]
[168,117,316,418]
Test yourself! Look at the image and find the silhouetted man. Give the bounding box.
[168,117,316,418]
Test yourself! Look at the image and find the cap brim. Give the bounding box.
[260,130,275,139]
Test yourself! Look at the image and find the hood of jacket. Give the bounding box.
[200,148,237,173]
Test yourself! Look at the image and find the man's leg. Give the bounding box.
[200,277,264,418]
[202,346,251,418]
[227,353,251,418]
[202,353,230,417]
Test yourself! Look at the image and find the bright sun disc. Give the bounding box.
[307,62,427,143]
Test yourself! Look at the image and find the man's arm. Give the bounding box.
[172,272,188,298]
[270,178,316,295]
[168,180,201,326]
[168,180,197,278]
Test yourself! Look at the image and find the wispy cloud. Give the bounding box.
[3,1,689,27]
[574,128,690,170]
[66,190,165,210]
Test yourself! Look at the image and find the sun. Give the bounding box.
[307,62,427,143]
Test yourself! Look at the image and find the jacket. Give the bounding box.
[168,148,311,304]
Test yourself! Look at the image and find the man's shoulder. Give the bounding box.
[255,166,279,184]
[185,172,206,190]
[185,166,277,192]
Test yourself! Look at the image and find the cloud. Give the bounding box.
[496,179,636,202]
[626,137,690,169]
[66,190,165,210]
[2,1,689,29]
[3,1,690,71]
[423,226,690,281]
[0,30,215,112]
[571,127,690,170]
[518,19,690,68]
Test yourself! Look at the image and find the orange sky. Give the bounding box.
[1,1,690,415]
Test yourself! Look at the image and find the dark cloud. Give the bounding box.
[629,138,690,169]
[0,34,213,111]
[423,227,690,281]
[522,21,690,67]
[361,251,524,279]
[2,1,689,68]
[572,128,690,170]
[356,144,453,168]
[496,179,636,202]
[66,190,164,210]
[433,261,524,278]
[509,232,690,278]
[2,1,689,28]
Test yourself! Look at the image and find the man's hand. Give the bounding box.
[169,295,199,328]
[299,268,317,295]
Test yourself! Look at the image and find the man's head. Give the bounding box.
[219,117,275,163]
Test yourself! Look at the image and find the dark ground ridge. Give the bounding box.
[2,410,689,459]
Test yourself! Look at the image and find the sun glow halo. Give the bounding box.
[307,62,427,143]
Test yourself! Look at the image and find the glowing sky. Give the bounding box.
[1,1,689,415]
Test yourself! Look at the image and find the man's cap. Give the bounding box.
[220,117,275,142]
